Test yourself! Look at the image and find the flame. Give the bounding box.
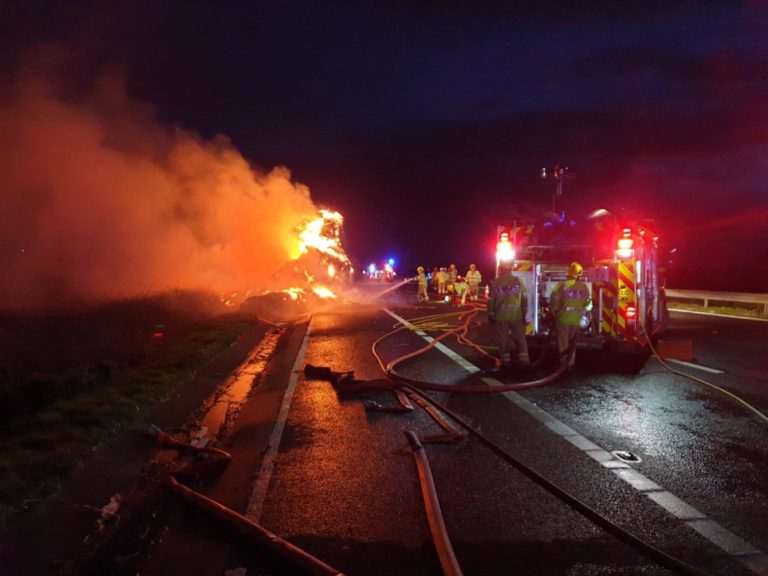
[312,286,337,299]
[279,208,353,301]
[243,209,352,308]
[283,287,305,301]
[296,210,351,267]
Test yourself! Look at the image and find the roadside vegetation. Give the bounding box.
[0,291,256,525]
[667,301,768,320]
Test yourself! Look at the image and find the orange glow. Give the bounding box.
[0,73,320,307]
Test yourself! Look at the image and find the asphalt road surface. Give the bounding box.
[6,284,766,576]
[141,283,768,576]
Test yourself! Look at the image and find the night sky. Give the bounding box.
[2,2,767,293]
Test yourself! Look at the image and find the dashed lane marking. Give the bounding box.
[664,358,726,374]
[384,308,768,576]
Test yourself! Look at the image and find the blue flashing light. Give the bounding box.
[388,258,395,266]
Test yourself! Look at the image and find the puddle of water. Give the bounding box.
[195,328,284,443]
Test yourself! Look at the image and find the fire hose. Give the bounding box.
[372,307,571,393]
[148,425,345,576]
[363,310,716,576]
[638,325,768,426]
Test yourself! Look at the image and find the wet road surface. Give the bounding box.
[10,286,766,576]
[220,289,768,575]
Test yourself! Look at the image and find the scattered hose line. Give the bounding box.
[167,477,345,576]
[640,327,768,426]
[400,387,715,576]
[403,388,465,443]
[368,309,713,574]
[404,431,465,576]
[149,426,346,576]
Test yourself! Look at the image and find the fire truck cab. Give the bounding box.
[494,210,668,354]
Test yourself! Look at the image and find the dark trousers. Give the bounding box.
[495,321,529,365]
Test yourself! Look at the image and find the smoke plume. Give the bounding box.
[0,72,318,309]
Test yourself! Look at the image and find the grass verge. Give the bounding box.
[0,292,256,525]
[667,302,768,319]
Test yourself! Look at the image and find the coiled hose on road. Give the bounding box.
[371,306,716,576]
[373,305,571,392]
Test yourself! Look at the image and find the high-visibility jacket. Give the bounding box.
[488,274,527,322]
[466,269,482,286]
[417,272,428,286]
[550,279,590,326]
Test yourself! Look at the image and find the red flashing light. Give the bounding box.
[153,332,165,338]
[626,305,637,319]
[496,231,515,262]
[616,232,634,259]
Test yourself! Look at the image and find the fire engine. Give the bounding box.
[493,209,668,354]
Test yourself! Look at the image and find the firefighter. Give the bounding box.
[487,262,530,368]
[549,261,590,369]
[453,275,469,305]
[436,267,449,295]
[430,267,439,293]
[448,263,458,285]
[416,266,429,302]
[465,263,482,302]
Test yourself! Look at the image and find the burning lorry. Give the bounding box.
[494,209,668,354]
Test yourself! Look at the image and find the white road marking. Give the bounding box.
[664,358,726,374]
[385,308,768,575]
[246,318,313,522]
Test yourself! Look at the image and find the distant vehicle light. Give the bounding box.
[368,263,376,273]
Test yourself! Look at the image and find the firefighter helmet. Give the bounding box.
[469,263,476,270]
[417,266,424,273]
[567,262,583,279]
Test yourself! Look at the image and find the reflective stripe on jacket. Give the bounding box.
[550,279,590,326]
[488,274,527,322]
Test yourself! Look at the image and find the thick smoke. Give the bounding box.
[0,73,318,309]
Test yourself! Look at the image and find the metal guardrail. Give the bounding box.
[665,289,768,314]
